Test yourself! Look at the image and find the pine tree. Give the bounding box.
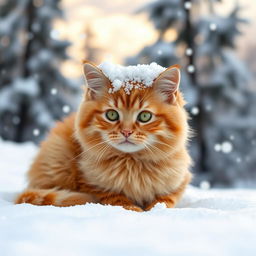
[83,24,102,63]
[196,3,256,186]
[0,0,78,143]
[126,0,256,187]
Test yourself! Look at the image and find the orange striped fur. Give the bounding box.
[16,62,192,211]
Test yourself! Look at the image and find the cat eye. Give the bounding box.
[137,111,152,123]
[106,109,119,121]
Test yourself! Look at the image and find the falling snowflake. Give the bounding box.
[214,141,233,153]
[214,144,222,152]
[236,157,242,163]
[51,88,58,95]
[184,1,192,10]
[33,129,40,136]
[221,141,233,154]
[200,180,211,190]
[62,105,70,114]
[191,106,199,115]
[157,50,163,55]
[230,135,235,141]
[185,48,193,56]
[209,23,217,31]
[205,105,212,111]
[187,65,195,73]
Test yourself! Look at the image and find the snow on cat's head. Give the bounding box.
[98,62,166,95]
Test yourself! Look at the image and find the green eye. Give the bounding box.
[106,109,119,121]
[138,111,152,123]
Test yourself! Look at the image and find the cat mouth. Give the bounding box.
[119,139,135,145]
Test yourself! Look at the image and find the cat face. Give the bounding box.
[76,62,188,157]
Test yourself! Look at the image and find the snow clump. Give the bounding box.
[98,62,165,95]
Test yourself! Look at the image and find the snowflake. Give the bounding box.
[209,23,217,31]
[191,106,199,115]
[184,1,192,10]
[200,180,211,190]
[157,50,163,55]
[185,48,193,56]
[51,88,58,95]
[221,141,233,154]
[187,65,195,73]
[214,144,222,152]
[33,129,40,136]
[214,141,233,153]
[236,157,242,163]
[205,105,212,111]
[62,105,70,114]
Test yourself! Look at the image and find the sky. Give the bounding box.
[56,0,256,78]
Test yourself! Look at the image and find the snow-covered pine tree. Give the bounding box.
[196,3,256,187]
[0,0,78,143]
[126,0,256,187]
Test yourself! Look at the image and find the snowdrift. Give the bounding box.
[0,140,256,256]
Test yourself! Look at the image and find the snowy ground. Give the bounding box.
[0,140,256,256]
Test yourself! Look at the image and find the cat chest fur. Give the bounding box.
[79,155,185,206]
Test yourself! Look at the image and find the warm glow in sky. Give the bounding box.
[56,0,256,79]
[57,0,157,78]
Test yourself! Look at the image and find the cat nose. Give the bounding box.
[121,129,133,138]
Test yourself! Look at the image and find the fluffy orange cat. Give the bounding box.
[15,61,192,212]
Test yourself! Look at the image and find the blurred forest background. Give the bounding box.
[0,0,256,188]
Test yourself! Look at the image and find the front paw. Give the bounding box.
[123,205,144,212]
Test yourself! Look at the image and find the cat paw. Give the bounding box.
[123,205,144,212]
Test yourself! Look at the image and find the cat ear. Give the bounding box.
[83,62,109,100]
[154,65,180,103]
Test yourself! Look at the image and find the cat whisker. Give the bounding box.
[95,144,111,166]
[64,139,112,165]
[144,141,172,160]
[149,139,175,151]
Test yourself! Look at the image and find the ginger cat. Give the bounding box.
[15,62,192,212]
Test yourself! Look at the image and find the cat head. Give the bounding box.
[75,62,189,159]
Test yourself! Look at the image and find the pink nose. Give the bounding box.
[121,129,133,138]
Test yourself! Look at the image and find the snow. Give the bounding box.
[187,64,195,73]
[184,2,192,10]
[209,23,217,31]
[214,141,233,154]
[0,140,256,256]
[62,105,71,114]
[98,62,165,94]
[32,129,40,137]
[191,106,199,115]
[221,141,233,154]
[50,88,57,95]
[185,47,193,56]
